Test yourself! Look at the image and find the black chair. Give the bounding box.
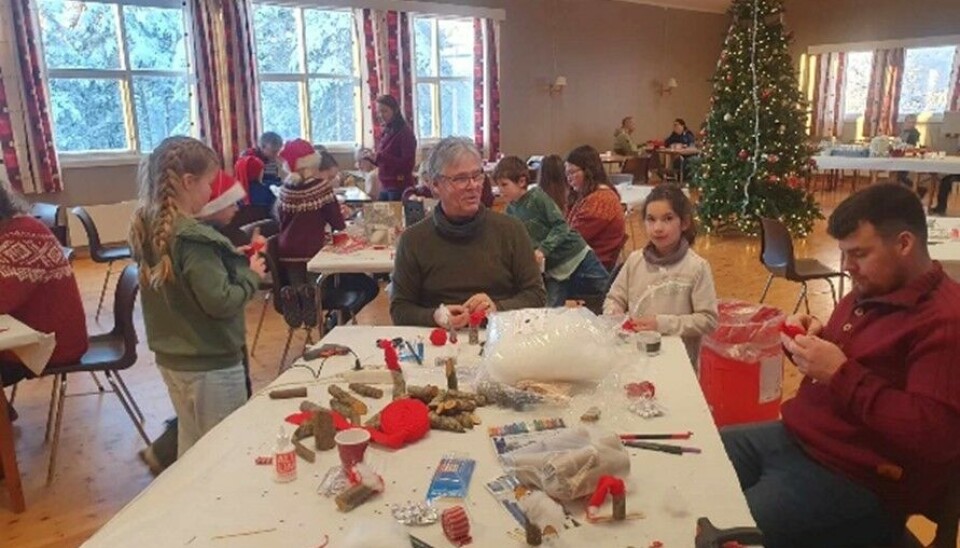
[71,206,132,321]
[758,217,844,314]
[41,264,149,484]
[30,202,74,261]
[238,219,279,356]
[902,476,960,547]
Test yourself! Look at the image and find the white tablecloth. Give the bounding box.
[306,247,395,275]
[0,315,55,375]
[616,183,692,213]
[812,155,960,174]
[83,326,753,548]
[930,242,960,282]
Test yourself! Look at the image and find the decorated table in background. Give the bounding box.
[81,326,754,547]
[306,245,395,277]
[811,155,960,174]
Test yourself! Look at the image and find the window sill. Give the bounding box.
[59,153,145,169]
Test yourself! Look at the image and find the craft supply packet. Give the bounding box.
[426,454,476,502]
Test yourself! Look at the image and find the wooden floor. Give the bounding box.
[1,186,942,546]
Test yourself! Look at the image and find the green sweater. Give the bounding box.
[390,208,547,326]
[140,217,259,372]
[506,187,589,280]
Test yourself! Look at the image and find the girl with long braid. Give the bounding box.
[130,136,265,456]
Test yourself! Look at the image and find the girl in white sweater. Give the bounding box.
[604,184,718,365]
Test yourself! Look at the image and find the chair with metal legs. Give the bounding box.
[238,219,279,356]
[70,207,132,321]
[758,218,844,314]
[41,264,149,484]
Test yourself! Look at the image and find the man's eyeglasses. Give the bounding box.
[439,171,485,187]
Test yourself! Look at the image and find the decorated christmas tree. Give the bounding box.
[696,0,821,237]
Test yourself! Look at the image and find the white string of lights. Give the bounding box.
[742,0,762,216]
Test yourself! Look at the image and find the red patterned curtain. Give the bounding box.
[383,12,414,123]
[948,47,960,112]
[471,19,500,160]
[485,19,500,160]
[473,19,485,152]
[188,0,225,168]
[863,48,905,138]
[807,52,846,139]
[0,75,24,192]
[8,0,61,193]
[359,9,382,144]
[219,0,260,168]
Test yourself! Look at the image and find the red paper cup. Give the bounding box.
[332,233,349,246]
[335,428,370,468]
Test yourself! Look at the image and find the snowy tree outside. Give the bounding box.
[413,16,474,141]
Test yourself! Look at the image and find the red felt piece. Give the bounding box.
[244,240,265,258]
[779,323,806,339]
[468,310,486,328]
[625,381,656,399]
[588,475,626,507]
[378,339,401,371]
[429,328,448,346]
[622,318,639,333]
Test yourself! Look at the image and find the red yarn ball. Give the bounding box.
[429,328,448,346]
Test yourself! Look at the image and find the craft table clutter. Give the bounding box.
[82,323,754,548]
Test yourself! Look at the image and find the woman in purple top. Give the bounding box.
[370,95,418,201]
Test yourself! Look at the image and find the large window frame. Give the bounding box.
[38,0,198,163]
[252,2,362,151]
[898,45,958,120]
[412,15,475,144]
[842,50,873,121]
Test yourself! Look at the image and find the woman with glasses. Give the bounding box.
[390,137,546,328]
[565,145,626,271]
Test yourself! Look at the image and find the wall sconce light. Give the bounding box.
[658,77,679,96]
[548,76,567,96]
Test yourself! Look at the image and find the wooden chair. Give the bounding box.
[758,218,844,314]
[70,206,132,321]
[41,264,150,484]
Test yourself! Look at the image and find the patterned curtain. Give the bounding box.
[807,52,846,139]
[358,8,381,145]
[362,10,414,144]
[948,47,960,113]
[0,74,24,192]
[8,0,61,193]
[863,48,905,138]
[188,0,225,168]
[218,0,260,169]
[472,19,501,160]
[485,19,500,160]
[473,20,485,153]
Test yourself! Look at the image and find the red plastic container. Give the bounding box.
[699,300,785,427]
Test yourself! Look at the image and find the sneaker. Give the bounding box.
[280,286,303,328]
[298,284,318,328]
[138,446,165,476]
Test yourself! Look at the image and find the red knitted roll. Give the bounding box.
[441,506,472,546]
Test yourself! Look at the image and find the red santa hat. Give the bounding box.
[198,170,246,217]
[233,155,264,198]
[278,138,321,184]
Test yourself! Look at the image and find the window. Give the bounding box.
[38,0,194,154]
[843,51,873,117]
[252,4,360,147]
[899,46,958,115]
[413,17,474,141]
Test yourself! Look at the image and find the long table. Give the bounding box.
[811,155,960,174]
[82,326,754,547]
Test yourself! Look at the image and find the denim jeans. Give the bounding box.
[720,421,904,548]
[545,251,609,307]
[159,363,247,457]
[379,188,404,202]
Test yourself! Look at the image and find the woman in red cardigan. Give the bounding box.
[369,95,418,201]
[564,145,626,271]
[0,186,88,415]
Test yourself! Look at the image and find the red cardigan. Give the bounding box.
[375,121,418,191]
[782,263,960,515]
[0,216,88,366]
[566,185,625,270]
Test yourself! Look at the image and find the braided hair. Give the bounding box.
[129,136,219,290]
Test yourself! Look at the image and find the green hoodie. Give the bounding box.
[140,216,259,372]
[506,187,589,281]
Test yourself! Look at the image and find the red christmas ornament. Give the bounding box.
[762,88,773,99]
[738,149,749,160]
[767,154,779,163]
[787,176,802,189]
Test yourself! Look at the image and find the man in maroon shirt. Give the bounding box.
[722,183,960,547]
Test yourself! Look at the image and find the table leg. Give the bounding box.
[315,273,326,339]
[0,386,25,513]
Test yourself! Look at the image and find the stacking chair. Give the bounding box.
[41,264,150,484]
[238,219,279,356]
[30,202,74,261]
[71,206,132,321]
[758,218,844,314]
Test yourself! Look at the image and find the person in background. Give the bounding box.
[369,95,417,201]
[275,139,346,286]
[565,145,626,272]
[613,116,639,156]
[930,174,959,216]
[391,137,546,327]
[495,156,608,306]
[896,114,921,189]
[234,154,271,209]
[242,132,284,187]
[723,183,960,547]
[139,170,255,475]
[129,136,264,459]
[603,184,717,364]
[0,183,87,421]
[537,154,570,214]
[664,118,697,181]
[355,147,381,198]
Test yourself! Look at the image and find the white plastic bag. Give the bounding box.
[483,308,622,385]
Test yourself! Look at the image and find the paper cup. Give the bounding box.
[335,428,371,468]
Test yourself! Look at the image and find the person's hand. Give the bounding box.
[340,204,354,219]
[629,316,658,332]
[248,254,267,279]
[446,305,471,329]
[784,313,823,337]
[780,333,847,383]
[464,293,497,314]
[534,249,545,266]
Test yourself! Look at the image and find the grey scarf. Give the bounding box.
[643,237,689,266]
[432,204,487,240]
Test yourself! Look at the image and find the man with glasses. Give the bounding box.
[390,137,546,328]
